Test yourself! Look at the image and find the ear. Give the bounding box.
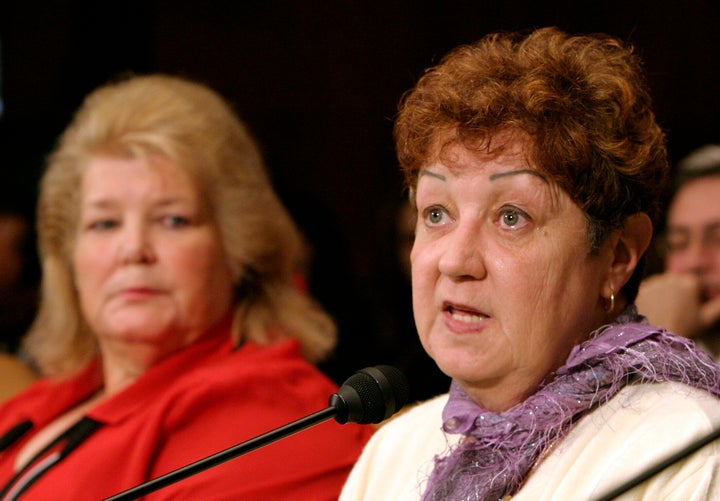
[604,212,653,297]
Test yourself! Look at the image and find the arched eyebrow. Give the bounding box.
[419,170,446,181]
[489,169,548,183]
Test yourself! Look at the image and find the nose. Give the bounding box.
[119,222,156,265]
[437,220,486,280]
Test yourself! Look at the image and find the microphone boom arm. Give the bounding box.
[103,406,337,501]
[103,364,408,501]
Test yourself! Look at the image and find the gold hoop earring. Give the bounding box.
[605,287,615,313]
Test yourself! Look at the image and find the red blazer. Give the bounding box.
[0,332,374,500]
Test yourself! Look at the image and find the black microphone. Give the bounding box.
[104,365,409,501]
[331,365,409,424]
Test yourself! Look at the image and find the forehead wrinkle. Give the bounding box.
[490,168,568,215]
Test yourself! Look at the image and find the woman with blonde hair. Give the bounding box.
[0,74,373,500]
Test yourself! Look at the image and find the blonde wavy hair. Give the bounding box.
[24,74,336,377]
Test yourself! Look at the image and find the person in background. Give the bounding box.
[0,202,39,354]
[0,353,36,403]
[340,27,720,500]
[636,144,720,361]
[0,182,40,401]
[0,74,374,500]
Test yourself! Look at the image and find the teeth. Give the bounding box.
[450,310,486,322]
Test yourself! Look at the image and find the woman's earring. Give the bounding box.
[605,286,615,313]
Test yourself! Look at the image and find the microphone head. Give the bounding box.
[329,365,409,424]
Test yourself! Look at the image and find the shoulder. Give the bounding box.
[587,381,720,431]
[517,382,720,500]
[160,339,340,420]
[571,381,720,468]
[379,393,449,431]
[364,393,449,456]
[139,339,374,473]
[340,394,452,501]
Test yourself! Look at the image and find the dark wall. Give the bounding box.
[2,0,719,385]
[3,1,720,272]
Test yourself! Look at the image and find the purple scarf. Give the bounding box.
[422,307,720,500]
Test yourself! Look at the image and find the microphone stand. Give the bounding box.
[103,364,408,501]
[104,407,337,501]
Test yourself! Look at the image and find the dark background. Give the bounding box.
[1,0,719,395]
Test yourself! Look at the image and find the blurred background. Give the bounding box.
[1,0,719,398]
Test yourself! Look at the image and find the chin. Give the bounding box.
[101,322,174,342]
[434,354,490,386]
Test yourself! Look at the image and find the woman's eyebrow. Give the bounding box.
[419,169,446,181]
[489,169,548,183]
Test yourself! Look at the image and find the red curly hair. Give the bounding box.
[395,27,669,301]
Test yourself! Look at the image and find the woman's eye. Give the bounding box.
[87,219,117,231]
[499,206,529,229]
[663,229,688,253]
[424,207,446,225]
[161,215,191,228]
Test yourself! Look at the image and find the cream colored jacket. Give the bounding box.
[341,382,720,500]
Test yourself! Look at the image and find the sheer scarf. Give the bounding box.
[422,307,720,500]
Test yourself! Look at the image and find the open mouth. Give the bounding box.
[443,302,488,323]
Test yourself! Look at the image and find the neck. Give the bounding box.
[97,337,180,395]
[460,376,540,413]
[100,350,152,395]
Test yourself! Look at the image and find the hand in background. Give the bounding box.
[636,272,720,338]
